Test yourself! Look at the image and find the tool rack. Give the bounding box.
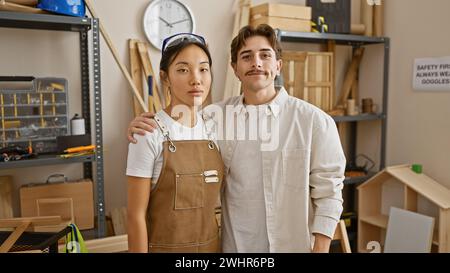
[0,11,105,237]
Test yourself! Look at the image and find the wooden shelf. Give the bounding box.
[433,231,439,246]
[360,214,388,229]
[0,11,91,32]
[0,154,95,169]
[277,30,388,46]
[357,166,450,252]
[332,113,385,123]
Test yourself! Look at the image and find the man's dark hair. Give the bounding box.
[230,24,282,64]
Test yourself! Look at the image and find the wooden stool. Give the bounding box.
[333,219,352,253]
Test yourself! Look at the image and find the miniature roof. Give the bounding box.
[358,165,450,209]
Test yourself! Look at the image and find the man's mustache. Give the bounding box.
[245,70,267,76]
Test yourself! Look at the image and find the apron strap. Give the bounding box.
[154,114,177,152]
[154,114,170,137]
[155,111,216,153]
[201,111,218,151]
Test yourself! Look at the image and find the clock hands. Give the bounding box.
[170,18,190,25]
[159,17,173,28]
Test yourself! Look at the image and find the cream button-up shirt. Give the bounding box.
[203,87,345,253]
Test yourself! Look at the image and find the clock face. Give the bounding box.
[143,0,195,51]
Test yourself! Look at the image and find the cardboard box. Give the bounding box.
[250,16,311,33]
[20,178,94,230]
[250,3,312,20]
[0,176,14,219]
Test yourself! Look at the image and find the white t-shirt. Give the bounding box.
[126,110,213,186]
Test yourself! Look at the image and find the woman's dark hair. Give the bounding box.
[160,41,213,73]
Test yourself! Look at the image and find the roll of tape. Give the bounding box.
[71,114,85,136]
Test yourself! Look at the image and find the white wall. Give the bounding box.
[383,0,450,187]
[0,0,449,217]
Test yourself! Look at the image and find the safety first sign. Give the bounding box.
[413,56,450,91]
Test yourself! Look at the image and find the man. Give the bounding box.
[127,24,345,253]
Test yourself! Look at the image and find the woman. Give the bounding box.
[126,33,224,253]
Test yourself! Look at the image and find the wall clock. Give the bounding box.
[143,0,195,51]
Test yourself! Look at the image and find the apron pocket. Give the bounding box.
[175,173,204,210]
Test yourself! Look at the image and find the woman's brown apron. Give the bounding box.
[146,114,224,252]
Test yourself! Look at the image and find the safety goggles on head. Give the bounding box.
[161,33,206,53]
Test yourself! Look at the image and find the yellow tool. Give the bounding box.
[60,150,95,158]
[64,145,95,154]
[50,83,65,91]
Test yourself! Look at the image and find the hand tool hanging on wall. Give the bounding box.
[147,75,155,114]
[84,0,148,112]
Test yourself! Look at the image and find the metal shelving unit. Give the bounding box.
[0,11,105,237]
[277,30,390,252]
[277,29,390,170]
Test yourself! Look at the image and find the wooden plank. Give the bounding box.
[250,3,311,20]
[223,0,251,100]
[404,186,418,212]
[327,41,336,111]
[308,53,319,109]
[336,47,365,107]
[251,16,311,33]
[239,0,251,28]
[58,234,128,253]
[0,176,13,219]
[438,209,445,252]
[337,220,352,253]
[446,210,450,252]
[294,61,305,99]
[5,0,37,6]
[85,235,128,253]
[387,166,450,209]
[111,207,127,236]
[128,39,145,117]
[360,214,388,229]
[0,220,30,253]
[36,197,74,223]
[223,0,244,100]
[0,1,46,13]
[282,60,292,95]
[137,42,162,113]
[304,82,332,87]
[0,216,61,228]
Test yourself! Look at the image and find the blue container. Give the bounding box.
[37,0,86,17]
